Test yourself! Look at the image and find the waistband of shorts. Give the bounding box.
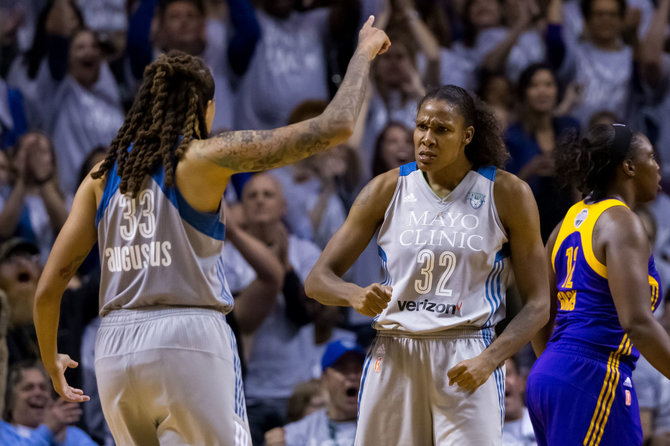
[100,306,226,326]
[376,326,495,340]
[546,341,635,372]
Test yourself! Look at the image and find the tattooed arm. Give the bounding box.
[304,170,397,317]
[189,17,390,173]
[34,174,99,403]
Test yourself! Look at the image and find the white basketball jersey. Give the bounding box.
[374,162,511,334]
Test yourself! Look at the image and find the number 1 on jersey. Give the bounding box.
[563,246,579,289]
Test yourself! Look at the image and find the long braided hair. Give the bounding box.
[92,51,215,197]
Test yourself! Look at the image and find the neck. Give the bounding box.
[327,406,356,422]
[589,35,621,51]
[525,111,552,131]
[423,155,473,198]
[594,181,634,207]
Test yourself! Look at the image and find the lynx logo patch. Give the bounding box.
[468,192,486,209]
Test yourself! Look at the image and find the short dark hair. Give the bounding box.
[159,0,206,16]
[580,0,626,20]
[418,85,508,169]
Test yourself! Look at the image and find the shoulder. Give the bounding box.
[493,170,538,229]
[351,168,400,212]
[493,170,533,201]
[595,204,648,249]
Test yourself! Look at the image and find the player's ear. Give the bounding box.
[622,159,635,177]
[463,126,474,146]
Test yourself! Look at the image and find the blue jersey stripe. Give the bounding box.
[399,162,417,177]
[357,349,374,419]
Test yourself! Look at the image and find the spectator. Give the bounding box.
[545,0,642,126]
[0,238,42,367]
[223,173,324,444]
[284,379,326,425]
[126,0,259,131]
[48,27,124,195]
[0,360,96,445]
[503,356,536,446]
[232,0,331,131]
[451,0,545,85]
[264,340,364,446]
[505,63,580,241]
[0,132,69,264]
[0,78,33,150]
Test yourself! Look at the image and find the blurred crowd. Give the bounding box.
[2,0,670,444]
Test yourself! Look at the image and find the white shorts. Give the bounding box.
[94,307,251,446]
[355,328,505,446]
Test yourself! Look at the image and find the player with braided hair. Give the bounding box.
[32,17,390,446]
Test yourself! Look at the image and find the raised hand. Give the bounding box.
[358,15,392,60]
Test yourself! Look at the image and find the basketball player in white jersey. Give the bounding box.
[305,85,550,445]
[31,19,390,446]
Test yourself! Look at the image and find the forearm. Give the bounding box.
[34,289,64,372]
[482,26,524,74]
[304,266,361,307]
[193,48,371,172]
[627,319,670,379]
[226,0,261,75]
[639,0,669,85]
[483,298,547,366]
[227,228,283,288]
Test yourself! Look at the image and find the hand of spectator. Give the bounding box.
[27,148,55,186]
[623,7,642,42]
[447,353,497,392]
[45,0,81,37]
[350,283,392,317]
[44,398,83,437]
[224,202,245,237]
[357,16,392,60]
[400,62,426,98]
[265,427,287,446]
[509,0,536,31]
[47,353,90,403]
[0,4,25,44]
[267,224,291,270]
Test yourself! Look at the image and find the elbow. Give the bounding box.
[318,112,355,144]
[619,312,654,341]
[303,270,321,303]
[528,298,550,330]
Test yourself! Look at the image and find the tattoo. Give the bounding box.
[193,51,371,172]
[58,254,87,281]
